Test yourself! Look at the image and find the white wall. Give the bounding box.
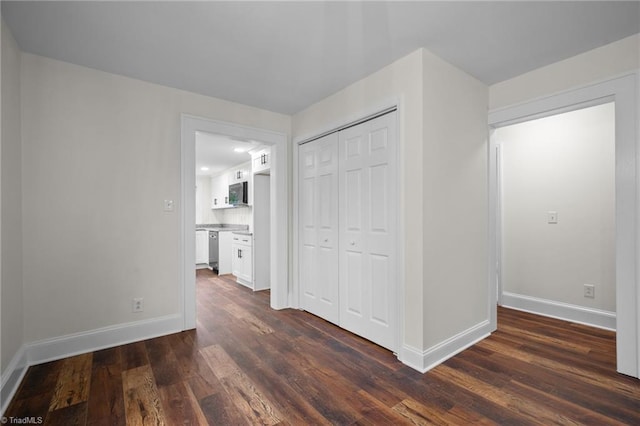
[1,18,24,379]
[20,53,290,342]
[293,48,489,366]
[421,49,489,349]
[490,34,639,110]
[498,103,615,312]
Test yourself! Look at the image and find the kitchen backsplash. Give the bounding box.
[220,206,252,229]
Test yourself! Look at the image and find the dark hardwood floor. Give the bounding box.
[5,269,639,425]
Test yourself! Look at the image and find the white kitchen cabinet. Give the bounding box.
[252,174,270,291]
[195,230,209,266]
[211,173,230,209]
[217,231,233,275]
[230,161,251,184]
[252,147,271,175]
[231,233,253,288]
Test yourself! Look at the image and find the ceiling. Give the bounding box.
[195,132,261,176]
[2,1,639,115]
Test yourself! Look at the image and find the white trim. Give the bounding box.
[293,98,403,145]
[399,321,492,373]
[181,115,290,325]
[296,106,397,145]
[25,314,182,366]
[395,96,407,358]
[489,70,639,122]
[502,292,616,331]
[0,314,181,416]
[488,72,639,378]
[1,346,28,416]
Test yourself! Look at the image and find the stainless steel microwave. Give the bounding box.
[228,181,248,206]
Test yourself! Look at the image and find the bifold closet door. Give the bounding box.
[298,133,340,324]
[338,112,397,351]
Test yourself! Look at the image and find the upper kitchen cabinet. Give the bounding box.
[211,173,230,209]
[230,161,251,183]
[251,147,271,175]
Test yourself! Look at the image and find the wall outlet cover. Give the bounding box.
[584,284,595,298]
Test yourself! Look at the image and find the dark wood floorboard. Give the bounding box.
[5,269,639,425]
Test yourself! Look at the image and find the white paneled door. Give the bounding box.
[299,133,340,324]
[338,112,397,351]
[298,111,397,351]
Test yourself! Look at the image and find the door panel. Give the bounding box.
[345,251,363,315]
[299,133,340,324]
[298,111,397,351]
[370,253,390,325]
[339,112,397,351]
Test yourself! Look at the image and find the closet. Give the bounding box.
[298,111,397,351]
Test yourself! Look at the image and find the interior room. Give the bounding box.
[496,102,616,328]
[1,1,639,424]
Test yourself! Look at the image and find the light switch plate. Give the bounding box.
[547,211,558,224]
[164,200,174,212]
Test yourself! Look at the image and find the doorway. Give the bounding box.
[180,115,289,329]
[495,102,616,329]
[488,74,639,378]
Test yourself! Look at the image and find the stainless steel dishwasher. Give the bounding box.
[208,230,219,272]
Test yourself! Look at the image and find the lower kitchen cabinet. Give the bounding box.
[217,231,233,275]
[195,230,209,266]
[231,233,253,288]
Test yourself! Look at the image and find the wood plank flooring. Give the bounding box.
[5,269,639,425]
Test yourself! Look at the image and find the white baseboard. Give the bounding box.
[501,292,616,331]
[399,320,492,373]
[1,346,28,415]
[1,314,182,416]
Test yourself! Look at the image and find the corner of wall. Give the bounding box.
[1,14,25,402]
[0,345,27,416]
[400,320,492,373]
[420,48,490,351]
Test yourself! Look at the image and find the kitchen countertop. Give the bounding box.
[196,224,249,232]
[232,231,253,236]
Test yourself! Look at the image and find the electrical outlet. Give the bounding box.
[584,284,595,299]
[132,298,144,313]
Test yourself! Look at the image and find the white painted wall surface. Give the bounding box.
[293,49,426,350]
[421,49,489,349]
[498,103,615,312]
[20,53,290,342]
[490,34,639,110]
[1,19,24,377]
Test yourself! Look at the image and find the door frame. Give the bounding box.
[180,114,289,329]
[488,73,639,377]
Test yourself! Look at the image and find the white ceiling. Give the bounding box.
[195,132,260,176]
[2,1,639,115]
